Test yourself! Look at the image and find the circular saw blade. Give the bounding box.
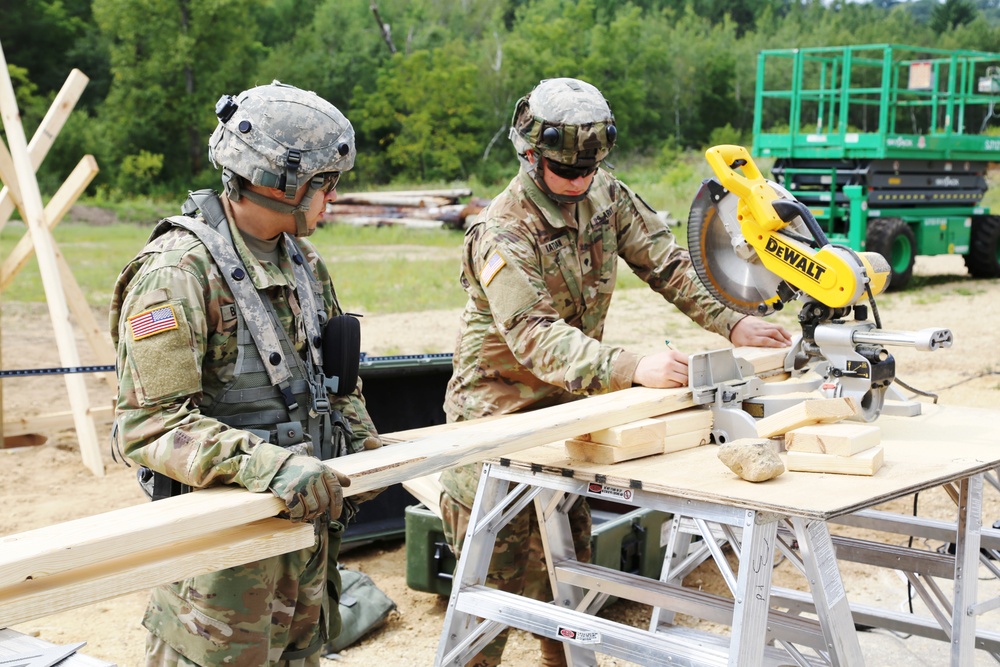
[687,181,781,315]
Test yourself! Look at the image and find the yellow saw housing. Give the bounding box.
[704,145,889,310]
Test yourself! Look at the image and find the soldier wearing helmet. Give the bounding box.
[438,78,792,667]
[110,81,381,666]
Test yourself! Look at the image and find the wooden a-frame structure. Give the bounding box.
[0,41,114,475]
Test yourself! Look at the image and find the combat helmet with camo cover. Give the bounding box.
[208,80,356,236]
[509,77,617,203]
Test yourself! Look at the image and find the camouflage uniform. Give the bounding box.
[439,166,744,665]
[110,203,379,667]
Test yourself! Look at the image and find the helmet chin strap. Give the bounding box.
[225,171,321,237]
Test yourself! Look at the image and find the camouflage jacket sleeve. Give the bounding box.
[614,181,745,340]
[468,222,634,395]
[110,231,286,491]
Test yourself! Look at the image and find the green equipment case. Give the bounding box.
[404,503,671,598]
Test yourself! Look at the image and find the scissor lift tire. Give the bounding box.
[866,217,915,290]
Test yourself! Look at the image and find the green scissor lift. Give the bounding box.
[753,44,1000,289]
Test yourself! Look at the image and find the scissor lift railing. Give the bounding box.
[753,44,1000,162]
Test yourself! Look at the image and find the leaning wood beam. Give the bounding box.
[0,155,114,390]
[0,69,88,233]
[0,518,314,628]
[0,51,103,476]
[1,155,100,290]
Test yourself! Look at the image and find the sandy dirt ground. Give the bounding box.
[3,254,1000,666]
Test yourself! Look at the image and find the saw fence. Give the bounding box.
[322,188,490,230]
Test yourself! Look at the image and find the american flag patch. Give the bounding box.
[480,250,506,286]
[129,305,179,340]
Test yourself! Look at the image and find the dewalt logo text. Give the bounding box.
[764,237,828,282]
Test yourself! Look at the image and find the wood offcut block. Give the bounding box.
[785,445,884,476]
[785,422,881,456]
[649,407,713,434]
[756,397,859,438]
[564,437,663,464]
[586,418,666,448]
[662,428,712,454]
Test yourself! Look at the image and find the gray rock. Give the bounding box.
[717,438,785,482]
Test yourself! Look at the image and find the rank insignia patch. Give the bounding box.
[480,250,506,286]
[129,305,179,340]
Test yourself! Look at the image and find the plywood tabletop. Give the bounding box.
[496,404,1000,521]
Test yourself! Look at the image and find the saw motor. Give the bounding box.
[687,145,953,432]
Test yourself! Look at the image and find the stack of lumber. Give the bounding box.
[757,397,885,476]
[322,188,490,230]
[564,407,713,464]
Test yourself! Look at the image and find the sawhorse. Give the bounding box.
[435,461,883,666]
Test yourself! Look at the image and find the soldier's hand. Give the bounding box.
[633,349,689,388]
[730,316,793,347]
[267,454,352,522]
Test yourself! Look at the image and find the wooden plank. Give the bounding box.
[755,397,858,438]
[0,53,103,476]
[785,446,885,476]
[0,69,88,232]
[732,346,789,376]
[332,193,454,207]
[662,427,712,454]
[564,436,663,464]
[785,423,881,457]
[402,472,443,516]
[0,518,313,628]
[2,405,113,438]
[336,187,472,199]
[0,385,697,589]
[649,407,714,435]
[585,417,665,448]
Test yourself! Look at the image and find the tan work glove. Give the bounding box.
[267,454,351,521]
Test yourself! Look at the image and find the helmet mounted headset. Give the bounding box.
[509,78,617,203]
[208,81,356,237]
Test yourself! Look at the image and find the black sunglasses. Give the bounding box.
[311,171,341,193]
[543,158,598,181]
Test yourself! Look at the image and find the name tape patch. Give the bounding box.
[480,250,507,286]
[129,305,179,340]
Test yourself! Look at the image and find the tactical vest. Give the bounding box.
[140,190,350,500]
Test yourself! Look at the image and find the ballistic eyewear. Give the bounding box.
[544,158,599,181]
[312,171,341,193]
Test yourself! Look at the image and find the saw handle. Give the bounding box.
[705,144,786,232]
[771,199,831,248]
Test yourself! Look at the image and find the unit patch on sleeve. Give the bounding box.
[480,250,507,287]
[129,305,179,340]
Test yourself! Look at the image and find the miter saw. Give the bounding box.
[685,145,953,443]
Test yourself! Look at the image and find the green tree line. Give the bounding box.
[2,0,1000,200]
